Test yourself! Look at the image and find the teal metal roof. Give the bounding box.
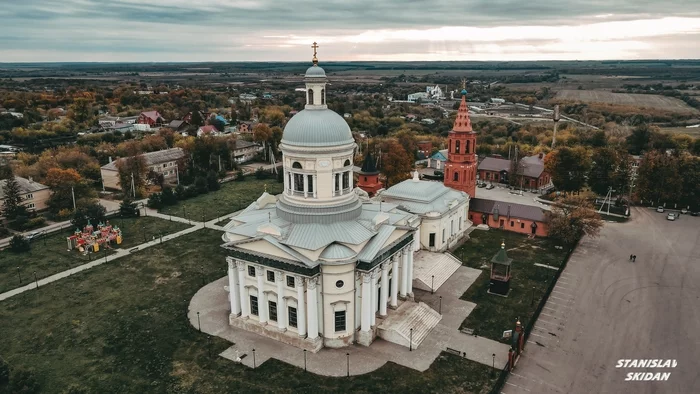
[305,65,327,78]
[357,225,395,262]
[320,243,357,260]
[382,179,469,215]
[281,109,354,147]
[491,243,513,266]
[284,221,375,251]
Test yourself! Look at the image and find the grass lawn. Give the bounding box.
[454,229,568,343]
[159,179,284,222]
[0,229,499,394]
[0,216,190,294]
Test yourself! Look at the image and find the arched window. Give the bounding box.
[308,89,314,105]
[455,140,461,154]
[321,89,325,105]
[453,172,459,181]
[344,159,351,167]
[292,162,303,192]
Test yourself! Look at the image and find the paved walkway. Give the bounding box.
[188,265,509,377]
[143,208,226,231]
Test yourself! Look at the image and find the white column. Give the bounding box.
[228,259,241,316]
[370,271,377,326]
[313,174,317,198]
[303,174,308,198]
[283,170,289,194]
[400,249,408,298]
[256,267,268,324]
[361,273,371,332]
[336,173,341,196]
[390,255,399,307]
[407,244,414,295]
[380,263,389,316]
[307,277,319,339]
[296,276,306,337]
[276,271,286,331]
[237,262,249,318]
[349,170,354,189]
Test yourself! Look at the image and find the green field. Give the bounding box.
[0,229,498,394]
[0,216,190,294]
[454,229,567,342]
[159,179,283,221]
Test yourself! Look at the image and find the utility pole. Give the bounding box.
[551,104,560,148]
[131,173,136,198]
[71,186,76,210]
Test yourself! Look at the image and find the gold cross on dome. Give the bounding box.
[312,42,319,64]
[461,78,467,90]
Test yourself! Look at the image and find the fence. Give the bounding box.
[489,239,579,394]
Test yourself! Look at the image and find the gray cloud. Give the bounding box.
[1,0,700,61]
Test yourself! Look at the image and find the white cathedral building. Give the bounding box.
[220,48,469,353]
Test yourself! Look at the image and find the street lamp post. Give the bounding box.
[492,353,495,377]
[431,275,434,294]
[409,328,413,351]
[253,349,256,368]
[303,349,307,371]
[439,296,442,314]
[33,271,38,289]
[346,353,350,377]
[17,267,21,284]
[197,311,201,332]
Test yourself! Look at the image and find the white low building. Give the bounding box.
[221,55,426,352]
[379,174,471,252]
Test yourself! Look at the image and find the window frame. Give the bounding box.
[266,270,275,283]
[247,265,256,277]
[250,295,259,316]
[334,310,346,332]
[288,306,298,328]
[268,300,277,322]
[286,275,295,288]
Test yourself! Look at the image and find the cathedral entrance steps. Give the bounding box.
[377,301,441,349]
[412,251,463,293]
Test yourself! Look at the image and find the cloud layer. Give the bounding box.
[2,0,700,62]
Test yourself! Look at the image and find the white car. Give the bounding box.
[666,213,677,221]
[681,208,688,214]
[656,206,664,213]
[485,184,495,190]
[25,231,40,241]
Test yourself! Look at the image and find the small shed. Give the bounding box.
[490,241,512,295]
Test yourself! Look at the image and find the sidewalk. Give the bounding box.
[0,222,204,302]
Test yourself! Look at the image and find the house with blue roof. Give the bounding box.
[428,149,448,170]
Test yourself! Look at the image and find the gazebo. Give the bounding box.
[489,241,512,295]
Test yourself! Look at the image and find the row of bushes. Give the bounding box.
[8,216,46,232]
[147,172,220,209]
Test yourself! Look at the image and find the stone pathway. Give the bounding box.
[144,208,227,231]
[188,265,510,377]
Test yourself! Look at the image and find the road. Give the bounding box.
[503,207,700,394]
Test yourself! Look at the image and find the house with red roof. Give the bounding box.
[196,125,220,137]
[137,110,165,127]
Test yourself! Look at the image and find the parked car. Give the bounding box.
[485,184,495,190]
[477,181,486,188]
[24,231,40,241]
[681,208,688,214]
[691,211,699,217]
[666,213,677,221]
[656,206,664,213]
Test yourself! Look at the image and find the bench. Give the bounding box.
[460,328,474,335]
[446,347,463,357]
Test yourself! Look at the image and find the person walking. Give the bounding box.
[629,254,633,261]
[632,255,637,262]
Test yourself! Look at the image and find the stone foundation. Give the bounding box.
[229,314,323,353]
[324,333,355,348]
[356,326,378,346]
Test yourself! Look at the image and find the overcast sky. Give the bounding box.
[2,0,700,62]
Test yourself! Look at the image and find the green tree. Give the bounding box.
[635,151,683,205]
[190,110,204,127]
[2,175,23,219]
[116,155,148,198]
[206,171,220,191]
[71,201,107,230]
[161,187,177,205]
[147,192,163,209]
[0,357,9,388]
[119,198,140,217]
[7,368,40,394]
[588,147,618,196]
[10,234,31,253]
[546,195,603,246]
[544,147,591,193]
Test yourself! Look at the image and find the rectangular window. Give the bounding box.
[248,266,255,277]
[429,233,436,247]
[307,175,314,193]
[521,223,525,229]
[25,193,33,200]
[288,306,298,327]
[286,275,295,288]
[27,203,35,209]
[266,270,275,282]
[510,221,514,227]
[334,310,346,332]
[250,295,259,316]
[269,301,277,322]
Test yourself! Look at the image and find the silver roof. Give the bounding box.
[280,109,354,147]
[381,178,469,215]
[305,65,327,78]
[0,176,49,199]
[320,243,357,260]
[101,148,184,171]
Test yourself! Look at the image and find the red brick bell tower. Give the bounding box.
[444,81,478,197]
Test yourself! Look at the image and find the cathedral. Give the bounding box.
[220,46,420,352]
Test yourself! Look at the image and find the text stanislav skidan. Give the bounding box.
[616,359,677,381]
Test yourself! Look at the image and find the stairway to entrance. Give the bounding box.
[412,251,462,292]
[377,301,441,349]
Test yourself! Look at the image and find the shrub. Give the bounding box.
[255,167,266,180]
[10,235,30,253]
[24,217,47,230]
[235,169,245,181]
[71,201,107,230]
[8,368,40,394]
[174,184,186,200]
[55,208,73,220]
[194,176,208,195]
[119,198,140,217]
[161,187,177,206]
[206,171,220,191]
[147,193,163,209]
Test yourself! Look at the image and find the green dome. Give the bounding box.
[281,109,354,147]
[305,65,326,78]
[461,89,468,96]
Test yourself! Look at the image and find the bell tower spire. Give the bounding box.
[443,78,478,198]
[304,41,327,109]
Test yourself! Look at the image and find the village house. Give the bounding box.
[197,125,220,137]
[0,176,51,213]
[231,140,263,163]
[518,154,551,192]
[468,198,548,237]
[237,121,258,134]
[478,156,511,184]
[417,141,433,160]
[100,148,185,191]
[137,111,166,127]
[167,120,188,132]
[427,149,448,170]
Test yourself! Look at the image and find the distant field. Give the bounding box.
[555,89,698,113]
[659,126,700,138]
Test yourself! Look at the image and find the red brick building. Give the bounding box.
[468,198,548,237]
[478,156,511,184]
[518,154,551,191]
[417,141,433,160]
[443,88,477,198]
[357,152,383,197]
[137,110,165,127]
